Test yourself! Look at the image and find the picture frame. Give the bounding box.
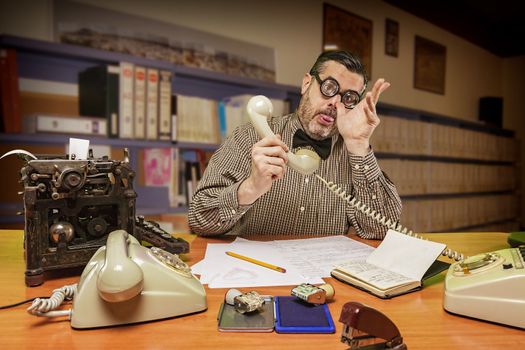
[385,18,399,57]
[323,3,373,75]
[414,36,447,94]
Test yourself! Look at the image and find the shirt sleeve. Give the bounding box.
[188,126,255,236]
[346,149,403,239]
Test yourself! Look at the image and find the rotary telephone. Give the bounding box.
[247,95,525,329]
[28,230,207,329]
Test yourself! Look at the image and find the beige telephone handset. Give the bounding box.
[28,230,207,329]
[247,95,320,175]
[247,95,525,329]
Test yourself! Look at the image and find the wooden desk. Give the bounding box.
[0,230,524,349]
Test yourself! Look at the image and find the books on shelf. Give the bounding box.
[0,48,22,133]
[145,68,159,140]
[78,63,165,141]
[158,70,173,141]
[133,66,146,139]
[22,114,107,136]
[176,95,220,144]
[331,230,447,298]
[78,64,120,138]
[119,62,134,139]
[218,95,290,141]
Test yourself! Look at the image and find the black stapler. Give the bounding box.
[339,302,407,350]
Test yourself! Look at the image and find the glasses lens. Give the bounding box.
[320,79,339,97]
[342,91,360,109]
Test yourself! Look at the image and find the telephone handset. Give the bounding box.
[247,95,320,175]
[28,230,207,329]
[96,229,144,303]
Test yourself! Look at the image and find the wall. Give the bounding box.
[1,0,524,227]
[0,0,509,121]
[503,56,525,225]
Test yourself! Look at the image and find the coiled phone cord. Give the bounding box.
[27,283,77,318]
[315,175,465,261]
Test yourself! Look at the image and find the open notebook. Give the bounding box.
[331,230,450,299]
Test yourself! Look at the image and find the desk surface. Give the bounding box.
[0,230,523,349]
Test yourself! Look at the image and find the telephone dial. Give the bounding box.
[247,95,525,329]
[28,230,207,329]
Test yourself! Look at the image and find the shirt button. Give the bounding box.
[364,165,370,170]
[300,206,305,212]
[372,195,377,199]
[217,222,221,226]
[354,164,360,170]
[231,209,236,214]
[305,178,309,184]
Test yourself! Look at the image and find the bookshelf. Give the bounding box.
[0,34,520,232]
[374,104,520,233]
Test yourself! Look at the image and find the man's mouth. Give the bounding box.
[317,113,335,126]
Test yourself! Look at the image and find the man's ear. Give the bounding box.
[301,73,312,95]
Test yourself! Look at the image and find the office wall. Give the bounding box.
[2,0,524,226]
[503,56,525,223]
[0,0,511,121]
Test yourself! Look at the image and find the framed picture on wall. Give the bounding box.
[323,3,373,75]
[385,18,399,57]
[414,36,447,94]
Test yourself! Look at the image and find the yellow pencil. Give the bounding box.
[225,251,287,273]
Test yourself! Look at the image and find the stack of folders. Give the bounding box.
[22,114,107,136]
[78,62,173,141]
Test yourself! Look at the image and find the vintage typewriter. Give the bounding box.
[13,148,188,286]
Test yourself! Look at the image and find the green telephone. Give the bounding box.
[28,230,207,329]
[247,95,525,329]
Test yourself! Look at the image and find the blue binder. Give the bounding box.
[274,296,335,334]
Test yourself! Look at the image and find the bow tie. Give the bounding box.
[292,129,332,160]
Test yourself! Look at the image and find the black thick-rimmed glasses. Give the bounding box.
[312,73,364,109]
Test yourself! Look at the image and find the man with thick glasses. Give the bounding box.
[189,51,401,239]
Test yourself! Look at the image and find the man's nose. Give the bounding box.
[327,93,342,106]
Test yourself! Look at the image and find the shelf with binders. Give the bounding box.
[0,34,301,115]
[0,34,521,232]
[371,105,520,233]
[0,34,299,227]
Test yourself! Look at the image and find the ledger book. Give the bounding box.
[331,230,448,298]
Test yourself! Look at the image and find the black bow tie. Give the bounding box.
[292,129,332,160]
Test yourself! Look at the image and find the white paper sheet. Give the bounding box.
[272,235,374,278]
[366,229,446,281]
[68,138,90,160]
[191,235,375,288]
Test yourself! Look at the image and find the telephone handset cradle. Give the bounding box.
[443,247,525,329]
[69,230,207,328]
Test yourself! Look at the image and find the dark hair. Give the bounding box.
[309,50,368,91]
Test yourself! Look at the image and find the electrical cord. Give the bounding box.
[26,283,77,318]
[316,174,465,261]
[0,297,51,310]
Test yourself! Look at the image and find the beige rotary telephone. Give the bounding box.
[28,230,207,329]
[247,95,525,329]
[443,248,525,329]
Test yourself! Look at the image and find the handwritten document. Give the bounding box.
[334,261,414,290]
[191,235,374,288]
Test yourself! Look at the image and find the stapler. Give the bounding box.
[339,302,407,350]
